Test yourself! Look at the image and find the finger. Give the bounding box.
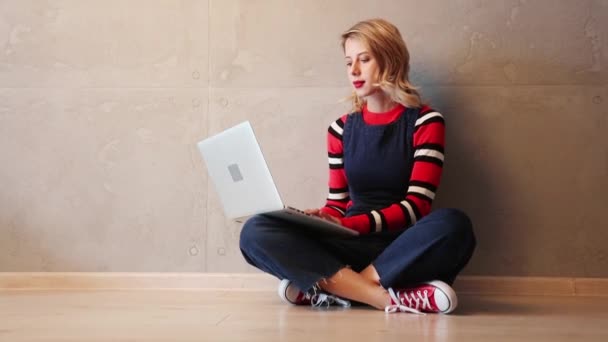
[319,212,337,222]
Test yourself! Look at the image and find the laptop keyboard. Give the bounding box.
[287,206,313,217]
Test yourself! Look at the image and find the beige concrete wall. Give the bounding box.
[0,1,606,276]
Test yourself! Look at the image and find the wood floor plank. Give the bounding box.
[0,290,607,341]
[2,273,608,297]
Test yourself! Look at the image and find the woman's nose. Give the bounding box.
[350,63,360,76]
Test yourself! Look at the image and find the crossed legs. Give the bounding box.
[240,208,476,311]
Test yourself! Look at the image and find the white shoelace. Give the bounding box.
[384,288,426,315]
[309,293,351,308]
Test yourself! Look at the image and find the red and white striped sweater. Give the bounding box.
[320,103,446,234]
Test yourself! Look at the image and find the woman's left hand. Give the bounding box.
[318,211,343,226]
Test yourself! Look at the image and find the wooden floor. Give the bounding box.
[1,290,607,341]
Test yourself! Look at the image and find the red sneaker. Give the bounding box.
[278,279,351,308]
[278,279,311,305]
[385,280,458,314]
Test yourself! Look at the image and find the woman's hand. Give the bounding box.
[305,208,343,225]
[304,208,321,216]
[319,211,342,225]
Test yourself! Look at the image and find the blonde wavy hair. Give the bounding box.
[340,18,423,112]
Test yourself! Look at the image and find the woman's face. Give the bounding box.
[344,37,380,99]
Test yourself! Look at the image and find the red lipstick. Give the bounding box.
[353,81,365,89]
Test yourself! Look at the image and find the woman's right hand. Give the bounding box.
[304,208,321,216]
[305,208,343,226]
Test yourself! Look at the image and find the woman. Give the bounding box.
[239,18,476,314]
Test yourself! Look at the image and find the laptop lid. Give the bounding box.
[197,121,284,219]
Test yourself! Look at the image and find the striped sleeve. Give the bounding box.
[340,107,445,233]
[320,115,351,218]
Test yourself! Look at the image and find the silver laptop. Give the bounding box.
[197,121,358,237]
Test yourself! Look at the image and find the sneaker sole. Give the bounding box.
[278,279,299,305]
[427,280,458,314]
